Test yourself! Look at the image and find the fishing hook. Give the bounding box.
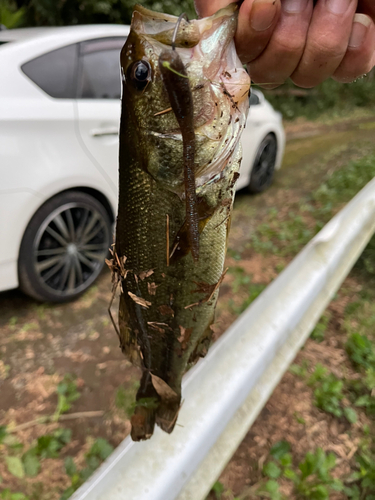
[172,12,189,51]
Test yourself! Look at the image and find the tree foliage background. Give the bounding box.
[0,0,196,28]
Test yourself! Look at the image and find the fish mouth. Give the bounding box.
[131,3,239,49]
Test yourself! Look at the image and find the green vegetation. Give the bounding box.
[0,0,196,27]
[208,444,344,500]
[263,444,343,500]
[0,0,25,28]
[249,211,313,257]
[1,423,73,488]
[283,282,375,498]
[209,440,375,499]
[61,438,114,500]
[228,266,251,293]
[249,152,375,263]
[226,266,267,315]
[261,74,375,121]
[0,377,79,486]
[313,154,375,207]
[0,373,115,500]
[115,381,140,417]
[345,333,375,416]
[53,374,80,421]
[348,439,375,499]
[210,184,375,498]
[310,314,330,343]
[307,364,357,423]
[0,491,28,500]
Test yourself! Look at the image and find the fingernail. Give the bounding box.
[326,0,352,15]
[282,0,308,14]
[348,14,371,48]
[250,0,278,32]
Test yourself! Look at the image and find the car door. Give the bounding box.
[75,37,126,195]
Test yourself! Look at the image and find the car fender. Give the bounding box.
[238,121,284,191]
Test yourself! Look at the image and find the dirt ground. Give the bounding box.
[1,113,375,499]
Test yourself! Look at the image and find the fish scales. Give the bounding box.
[113,3,250,440]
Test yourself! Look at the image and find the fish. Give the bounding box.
[110,2,250,441]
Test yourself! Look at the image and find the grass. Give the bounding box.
[310,314,331,343]
[0,373,116,500]
[248,153,375,261]
[313,154,375,207]
[61,438,114,500]
[209,444,344,500]
[307,364,358,423]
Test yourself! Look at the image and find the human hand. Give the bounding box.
[194,0,375,87]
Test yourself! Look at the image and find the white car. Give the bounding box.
[0,26,285,302]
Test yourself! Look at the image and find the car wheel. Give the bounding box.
[248,133,277,194]
[18,191,112,302]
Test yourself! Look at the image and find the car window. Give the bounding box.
[22,44,78,98]
[77,38,126,99]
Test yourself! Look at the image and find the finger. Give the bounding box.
[292,0,358,88]
[235,0,282,62]
[333,13,375,82]
[195,0,281,63]
[194,0,233,17]
[248,0,314,87]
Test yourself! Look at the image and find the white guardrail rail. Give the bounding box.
[71,177,375,500]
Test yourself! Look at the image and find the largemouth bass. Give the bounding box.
[111,2,250,441]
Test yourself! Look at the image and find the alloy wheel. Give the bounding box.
[33,202,110,297]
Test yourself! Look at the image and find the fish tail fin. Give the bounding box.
[130,372,182,439]
[130,371,159,441]
[156,398,181,434]
[131,405,157,441]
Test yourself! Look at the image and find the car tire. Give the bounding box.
[18,191,112,303]
[248,133,277,194]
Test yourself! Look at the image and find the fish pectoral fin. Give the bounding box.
[130,372,181,439]
[156,399,181,434]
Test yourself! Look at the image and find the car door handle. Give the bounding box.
[90,127,119,137]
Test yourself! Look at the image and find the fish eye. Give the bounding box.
[128,60,152,91]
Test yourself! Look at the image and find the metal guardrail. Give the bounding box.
[71,177,375,500]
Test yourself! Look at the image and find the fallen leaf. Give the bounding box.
[139,269,154,280]
[177,326,193,350]
[128,292,151,309]
[159,305,174,317]
[147,322,169,334]
[147,282,159,295]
